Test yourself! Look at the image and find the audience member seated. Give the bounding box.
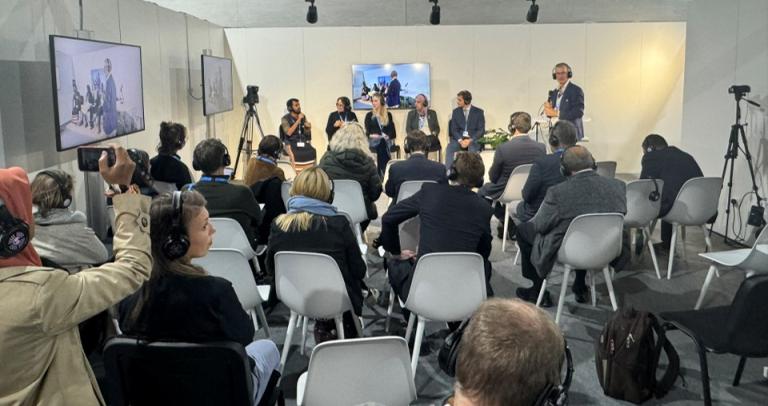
[30,169,109,272]
[384,130,448,204]
[118,190,279,405]
[445,298,566,406]
[319,122,382,234]
[0,147,151,405]
[128,148,158,197]
[380,152,494,309]
[265,167,366,342]
[478,112,545,238]
[516,146,626,307]
[515,120,577,223]
[150,121,192,190]
[244,135,287,244]
[325,96,358,143]
[188,138,262,249]
[640,133,703,253]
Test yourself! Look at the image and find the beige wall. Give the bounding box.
[225,22,685,174]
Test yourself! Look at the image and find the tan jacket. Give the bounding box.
[0,194,152,406]
[243,157,285,187]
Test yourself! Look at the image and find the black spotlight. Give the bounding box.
[429,0,440,25]
[306,0,318,24]
[526,0,539,23]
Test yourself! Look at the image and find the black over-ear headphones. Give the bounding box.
[532,344,574,406]
[192,142,231,171]
[560,146,596,177]
[552,63,573,80]
[0,199,30,258]
[327,179,335,204]
[161,191,190,260]
[548,121,561,148]
[39,170,72,208]
[649,178,660,202]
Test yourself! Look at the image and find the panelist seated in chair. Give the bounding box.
[118,190,279,405]
[380,152,494,306]
[265,167,366,342]
[515,146,626,307]
[384,130,448,205]
[187,138,262,249]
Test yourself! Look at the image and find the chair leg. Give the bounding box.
[697,345,713,406]
[590,270,597,307]
[701,225,713,253]
[385,289,395,332]
[410,317,426,375]
[405,313,415,343]
[513,243,520,265]
[251,257,262,274]
[536,279,548,307]
[733,356,747,387]
[280,311,298,373]
[255,305,271,339]
[555,267,571,325]
[354,316,364,337]
[645,227,661,279]
[300,317,308,355]
[603,266,619,311]
[695,265,717,310]
[630,228,637,259]
[502,206,509,252]
[667,225,678,279]
[334,315,345,340]
[681,225,688,260]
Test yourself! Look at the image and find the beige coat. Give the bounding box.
[0,194,152,406]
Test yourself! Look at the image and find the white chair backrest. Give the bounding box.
[281,181,292,210]
[739,225,768,271]
[596,161,617,178]
[558,213,624,269]
[663,177,722,225]
[274,251,353,318]
[332,180,368,225]
[302,337,416,406]
[209,217,256,258]
[277,160,296,181]
[499,164,533,203]
[624,179,664,227]
[192,248,261,310]
[396,180,436,203]
[383,159,404,185]
[151,181,178,195]
[405,252,487,321]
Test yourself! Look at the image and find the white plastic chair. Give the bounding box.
[403,252,487,374]
[281,181,292,211]
[383,159,404,186]
[296,337,416,406]
[274,251,362,372]
[662,177,722,279]
[151,180,178,195]
[277,159,296,181]
[192,248,271,338]
[497,164,533,257]
[596,161,617,178]
[695,226,768,309]
[625,179,665,279]
[332,180,369,244]
[536,213,624,325]
[209,217,265,272]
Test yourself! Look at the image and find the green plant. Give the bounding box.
[477,128,511,149]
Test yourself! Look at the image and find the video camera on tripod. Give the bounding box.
[233,85,265,178]
[243,85,260,106]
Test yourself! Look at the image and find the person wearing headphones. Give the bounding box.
[0,145,150,405]
[30,169,109,271]
[118,190,280,405]
[515,146,626,306]
[244,135,287,245]
[150,121,192,190]
[405,94,441,160]
[447,90,485,169]
[188,138,262,249]
[544,63,585,140]
[325,96,358,143]
[384,130,448,205]
[445,298,570,406]
[380,152,494,317]
[639,134,703,254]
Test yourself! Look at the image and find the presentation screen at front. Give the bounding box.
[50,35,145,151]
[352,63,430,110]
[202,55,233,116]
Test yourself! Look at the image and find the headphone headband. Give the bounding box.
[39,170,72,208]
[161,191,190,260]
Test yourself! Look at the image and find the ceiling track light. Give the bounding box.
[306,0,318,24]
[429,0,441,25]
[526,0,539,23]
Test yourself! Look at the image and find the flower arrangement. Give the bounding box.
[477,128,511,150]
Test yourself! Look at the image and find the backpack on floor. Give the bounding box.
[595,308,679,404]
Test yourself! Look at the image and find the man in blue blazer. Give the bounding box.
[545,63,585,140]
[446,90,485,168]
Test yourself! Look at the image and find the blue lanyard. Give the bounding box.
[338,112,347,122]
[199,176,229,184]
[257,156,276,166]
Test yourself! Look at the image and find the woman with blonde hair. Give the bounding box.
[319,122,382,233]
[364,92,397,175]
[266,167,366,342]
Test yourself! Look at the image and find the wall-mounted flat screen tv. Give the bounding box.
[202,55,233,116]
[352,63,430,110]
[50,35,145,151]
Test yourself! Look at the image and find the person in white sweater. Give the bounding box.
[31,169,109,271]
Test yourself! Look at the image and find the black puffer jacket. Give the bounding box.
[319,149,383,220]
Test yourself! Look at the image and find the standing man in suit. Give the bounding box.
[516,146,626,306]
[385,130,448,204]
[380,152,494,305]
[545,63,585,140]
[447,90,485,169]
[386,70,401,108]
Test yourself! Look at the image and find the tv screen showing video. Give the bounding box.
[202,55,233,116]
[50,35,145,151]
[352,63,430,110]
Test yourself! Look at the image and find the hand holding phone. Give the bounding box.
[78,147,115,172]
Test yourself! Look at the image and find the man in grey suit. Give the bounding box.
[515,146,626,306]
[405,94,441,160]
[479,112,546,237]
[446,90,485,169]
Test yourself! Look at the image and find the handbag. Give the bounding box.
[437,318,471,377]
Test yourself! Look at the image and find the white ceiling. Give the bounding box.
[146,0,690,28]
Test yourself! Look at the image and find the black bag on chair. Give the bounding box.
[437,318,470,377]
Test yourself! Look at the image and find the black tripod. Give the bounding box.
[718,92,763,245]
[232,102,265,178]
